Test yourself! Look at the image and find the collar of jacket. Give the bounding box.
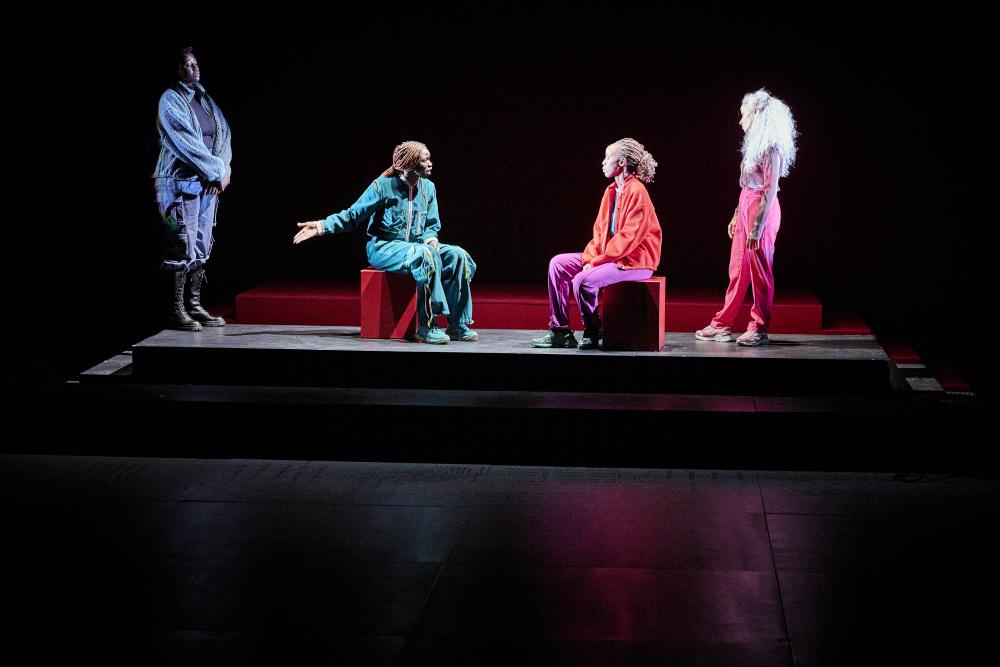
[174,81,208,102]
[391,174,426,196]
[606,173,637,194]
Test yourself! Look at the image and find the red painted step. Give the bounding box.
[235,281,838,334]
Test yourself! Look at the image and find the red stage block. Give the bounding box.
[601,277,666,351]
[360,269,417,339]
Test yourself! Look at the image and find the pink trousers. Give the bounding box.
[710,188,781,333]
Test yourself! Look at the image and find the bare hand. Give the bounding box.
[425,237,441,250]
[746,236,760,251]
[221,171,231,191]
[727,218,737,240]
[205,184,221,196]
[294,221,323,244]
[582,262,592,271]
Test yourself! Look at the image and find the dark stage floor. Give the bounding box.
[3,456,996,664]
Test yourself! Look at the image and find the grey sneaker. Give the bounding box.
[531,329,578,348]
[579,326,601,350]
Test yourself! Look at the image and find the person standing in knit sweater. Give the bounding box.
[153,47,232,331]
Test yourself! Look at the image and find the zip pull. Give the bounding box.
[405,183,414,242]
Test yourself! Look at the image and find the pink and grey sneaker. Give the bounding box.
[736,330,769,346]
[695,325,733,342]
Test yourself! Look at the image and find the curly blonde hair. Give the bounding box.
[740,89,797,178]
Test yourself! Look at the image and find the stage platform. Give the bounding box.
[57,324,981,468]
[123,326,891,396]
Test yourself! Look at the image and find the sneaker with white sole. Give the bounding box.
[446,324,479,341]
[736,330,769,346]
[579,326,602,350]
[531,329,578,348]
[695,324,732,342]
[415,326,450,344]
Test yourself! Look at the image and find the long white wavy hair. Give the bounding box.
[740,89,797,178]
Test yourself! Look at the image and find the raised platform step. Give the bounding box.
[50,376,981,467]
[234,282,849,334]
[131,325,892,396]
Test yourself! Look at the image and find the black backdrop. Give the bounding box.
[15,13,988,394]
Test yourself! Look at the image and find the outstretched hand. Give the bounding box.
[294,221,323,244]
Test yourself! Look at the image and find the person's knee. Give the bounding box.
[446,245,473,264]
[550,254,570,273]
[427,246,444,270]
[402,247,438,281]
[437,245,459,265]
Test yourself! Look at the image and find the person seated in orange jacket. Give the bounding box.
[532,138,662,350]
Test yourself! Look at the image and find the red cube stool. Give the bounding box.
[601,277,665,351]
[360,269,417,339]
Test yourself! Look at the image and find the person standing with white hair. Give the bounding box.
[696,89,798,346]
